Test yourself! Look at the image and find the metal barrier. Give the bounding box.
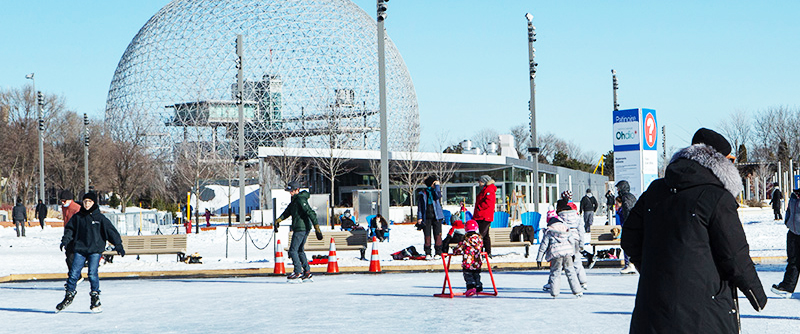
[105,210,175,235]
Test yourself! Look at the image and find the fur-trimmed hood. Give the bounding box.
[667,144,743,197]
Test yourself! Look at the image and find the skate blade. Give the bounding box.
[91,307,103,313]
[287,279,303,284]
[302,278,314,283]
[770,287,792,298]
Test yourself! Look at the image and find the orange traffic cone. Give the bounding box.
[274,239,286,275]
[327,237,339,273]
[369,236,381,273]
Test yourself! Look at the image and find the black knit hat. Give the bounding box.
[285,181,301,192]
[691,128,731,156]
[59,189,74,201]
[82,191,98,203]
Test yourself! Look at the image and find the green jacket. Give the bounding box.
[277,190,318,232]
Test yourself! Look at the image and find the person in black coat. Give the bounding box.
[604,190,615,223]
[621,128,767,333]
[770,183,783,220]
[12,199,27,237]
[56,192,125,313]
[579,188,598,232]
[35,199,47,229]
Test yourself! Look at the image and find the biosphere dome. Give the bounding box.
[105,0,419,155]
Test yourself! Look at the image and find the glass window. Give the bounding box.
[446,186,474,205]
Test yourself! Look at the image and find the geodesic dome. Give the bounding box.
[105,0,419,155]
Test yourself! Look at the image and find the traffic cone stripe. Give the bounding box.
[327,237,339,273]
[369,236,381,272]
[274,239,286,275]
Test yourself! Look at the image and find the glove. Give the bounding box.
[314,225,323,241]
[60,243,65,252]
[118,248,125,257]
[274,218,283,232]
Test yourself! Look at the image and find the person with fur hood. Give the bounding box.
[621,128,767,333]
[473,175,496,256]
[537,209,583,298]
[452,220,484,297]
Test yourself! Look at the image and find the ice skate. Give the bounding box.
[287,272,302,283]
[55,290,76,313]
[581,283,588,290]
[465,288,477,297]
[771,284,792,298]
[542,283,551,291]
[574,292,583,298]
[620,264,637,274]
[301,271,313,283]
[90,291,102,313]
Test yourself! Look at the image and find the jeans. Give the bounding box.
[780,231,800,292]
[288,230,310,274]
[582,211,594,233]
[463,269,482,291]
[66,252,101,292]
[14,220,25,237]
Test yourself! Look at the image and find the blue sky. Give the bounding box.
[2,1,799,158]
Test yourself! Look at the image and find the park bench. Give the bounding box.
[589,225,623,265]
[287,229,368,260]
[489,227,532,258]
[102,234,188,262]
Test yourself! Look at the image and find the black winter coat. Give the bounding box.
[61,203,124,255]
[616,180,637,225]
[770,188,783,210]
[579,194,598,213]
[621,144,767,334]
[12,204,27,221]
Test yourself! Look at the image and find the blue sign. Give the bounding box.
[795,175,800,190]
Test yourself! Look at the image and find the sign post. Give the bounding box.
[613,108,658,197]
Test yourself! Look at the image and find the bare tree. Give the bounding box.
[718,109,752,158]
[510,124,530,159]
[471,128,499,154]
[265,141,309,187]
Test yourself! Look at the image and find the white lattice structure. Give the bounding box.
[105,0,419,157]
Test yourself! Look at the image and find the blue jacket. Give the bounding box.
[417,184,444,221]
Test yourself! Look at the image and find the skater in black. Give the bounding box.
[35,199,47,229]
[275,181,323,282]
[771,183,783,220]
[56,192,125,313]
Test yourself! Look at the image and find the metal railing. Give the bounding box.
[105,210,175,235]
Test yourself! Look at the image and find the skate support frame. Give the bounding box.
[433,252,498,298]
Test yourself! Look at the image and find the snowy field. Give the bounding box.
[0,207,798,332]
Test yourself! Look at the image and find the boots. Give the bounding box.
[90,291,102,313]
[56,290,77,313]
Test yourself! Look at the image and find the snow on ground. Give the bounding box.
[1,207,798,332]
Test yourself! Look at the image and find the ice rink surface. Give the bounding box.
[1,268,798,333]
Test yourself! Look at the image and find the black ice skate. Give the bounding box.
[771,284,792,298]
[55,290,77,313]
[287,272,302,283]
[90,291,102,313]
[301,271,313,283]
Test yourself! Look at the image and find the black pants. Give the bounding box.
[39,218,46,229]
[442,233,464,254]
[477,220,491,255]
[463,269,482,291]
[774,206,783,220]
[422,207,442,256]
[779,231,800,292]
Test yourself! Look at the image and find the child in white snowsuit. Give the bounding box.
[537,210,583,298]
[556,199,589,287]
[453,219,484,297]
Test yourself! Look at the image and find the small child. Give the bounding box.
[441,216,466,253]
[536,210,583,298]
[452,220,484,297]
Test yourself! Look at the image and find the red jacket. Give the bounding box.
[473,184,496,221]
[61,201,81,225]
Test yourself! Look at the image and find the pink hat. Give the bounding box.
[465,220,479,233]
[546,210,558,221]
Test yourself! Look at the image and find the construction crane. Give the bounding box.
[593,155,605,175]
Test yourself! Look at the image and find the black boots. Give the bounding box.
[56,290,77,313]
[90,291,102,313]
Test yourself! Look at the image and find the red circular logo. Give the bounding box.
[644,113,656,148]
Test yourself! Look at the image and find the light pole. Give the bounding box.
[84,113,90,193]
[525,13,539,213]
[377,0,390,222]
[236,34,246,225]
[36,91,45,203]
[612,69,619,111]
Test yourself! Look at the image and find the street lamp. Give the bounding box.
[377,0,390,223]
[525,13,540,213]
[36,91,45,204]
[612,69,619,111]
[84,114,90,193]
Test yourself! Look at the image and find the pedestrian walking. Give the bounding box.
[621,128,767,333]
[473,175,496,256]
[604,189,615,224]
[35,199,47,229]
[417,175,445,259]
[56,192,125,313]
[275,181,323,283]
[771,183,783,220]
[771,188,800,297]
[12,199,27,237]
[579,188,598,233]
[616,180,638,274]
[204,209,211,228]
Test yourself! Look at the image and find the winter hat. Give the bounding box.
[424,175,438,187]
[285,181,301,191]
[556,199,571,212]
[479,175,494,185]
[546,209,558,221]
[452,220,465,230]
[465,219,479,233]
[586,188,592,194]
[59,189,74,201]
[82,191,98,203]
[691,128,732,157]
[560,190,572,200]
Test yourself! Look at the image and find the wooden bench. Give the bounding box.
[489,227,532,258]
[589,225,621,254]
[287,230,368,260]
[102,234,187,262]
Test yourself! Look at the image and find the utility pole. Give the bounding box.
[661,125,666,177]
[378,0,390,222]
[525,13,539,213]
[236,34,246,224]
[84,113,90,193]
